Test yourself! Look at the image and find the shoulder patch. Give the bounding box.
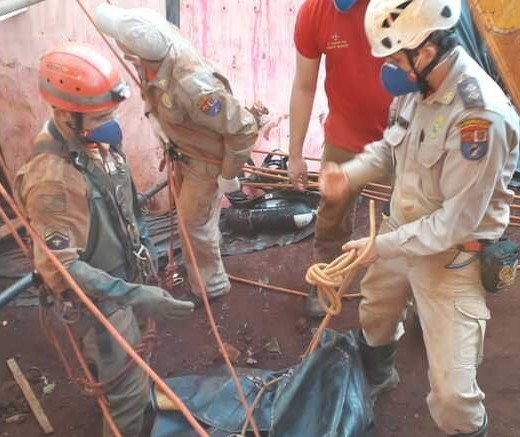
[457,77,485,109]
[41,194,66,213]
[161,93,173,109]
[44,228,70,250]
[196,95,222,116]
[458,119,491,161]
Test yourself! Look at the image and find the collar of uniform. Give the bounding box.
[423,47,464,106]
[47,119,85,155]
[144,54,175,91]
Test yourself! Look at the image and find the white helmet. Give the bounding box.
[365,0,461,58]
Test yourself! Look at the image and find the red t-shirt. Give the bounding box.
[294,0,392,152]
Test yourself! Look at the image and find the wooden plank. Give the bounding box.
[0,217,22,241]
[6,357,54,435]
[469,0,520,111]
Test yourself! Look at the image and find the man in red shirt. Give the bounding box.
[288,0,392,317]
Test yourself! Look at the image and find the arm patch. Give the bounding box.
[458,119,491,161]
[457,77,485,109]
[44,228,70,250]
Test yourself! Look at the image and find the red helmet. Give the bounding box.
[39,43,130,113]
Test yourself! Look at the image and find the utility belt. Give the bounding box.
[457,238,519,293]
[167,142,188,163]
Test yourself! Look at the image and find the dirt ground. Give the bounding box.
[1,204,519,437]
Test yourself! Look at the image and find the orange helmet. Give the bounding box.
[39,43,130,113]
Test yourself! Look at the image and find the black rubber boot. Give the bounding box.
[450,415,488,437]
[305,286,326,318]
[359,331,400,403]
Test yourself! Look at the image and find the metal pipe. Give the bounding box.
[0,0,46,16]
[0,272,39,309]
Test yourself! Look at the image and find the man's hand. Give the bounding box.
[288,156,308,191]
[342,237,379,267]
[319,162,350,203]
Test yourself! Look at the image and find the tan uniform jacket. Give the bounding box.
[342,47,520,258]
[15,131,90,291]
[14,125,134,293]
[142,26,259,178]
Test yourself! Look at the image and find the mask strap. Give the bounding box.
[405,46,447,95]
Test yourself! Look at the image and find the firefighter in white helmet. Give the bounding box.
[320,0,519,436]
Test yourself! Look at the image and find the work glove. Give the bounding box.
[126,285,194,321]
[217,174,241,196]
[247,101,270,128]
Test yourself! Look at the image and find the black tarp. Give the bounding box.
[150,330,373,437]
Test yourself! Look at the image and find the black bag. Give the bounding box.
[481,238,519,293]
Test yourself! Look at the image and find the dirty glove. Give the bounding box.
[67,261,193,320]
[217,175,241,196]
[126,285,194,321]
[247,101,270,128]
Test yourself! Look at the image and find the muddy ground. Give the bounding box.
[1,202,519,437]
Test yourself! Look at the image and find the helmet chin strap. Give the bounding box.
[65,112,93,146]
[404,46,448,94]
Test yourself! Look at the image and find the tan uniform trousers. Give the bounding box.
[313,143,359,263]
[176,158,231,297]
[360,219,490,435]
[82,307,149,437]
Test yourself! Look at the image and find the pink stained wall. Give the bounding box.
[0,0,328,209]
[179,0,327,171]
[0,0,165,197]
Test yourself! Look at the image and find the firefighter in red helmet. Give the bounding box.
[15,43,193,437]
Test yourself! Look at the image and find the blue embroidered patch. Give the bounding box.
[458,119,491,161]
[197,96,222,117]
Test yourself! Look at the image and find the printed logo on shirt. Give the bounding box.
[326,32,349,51]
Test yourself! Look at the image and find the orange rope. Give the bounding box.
[362,188,390,198]
[228,274,362,300]
[242,181,319,190]
[361,192,390,203]
[75,0,140,87]
[0,182,208,437]
[63,325,122,437]
[0,203,29,255]
[252,149,321,162]
[242,167,290,182]
[168,165,261,437]
[304,200,377,357]
[38,306,118,433]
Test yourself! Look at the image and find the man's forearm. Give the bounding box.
[289,84,316,157]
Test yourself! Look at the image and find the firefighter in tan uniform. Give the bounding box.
[321,1,519,436]
[94,4,259,304]
[15,44,194,436]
